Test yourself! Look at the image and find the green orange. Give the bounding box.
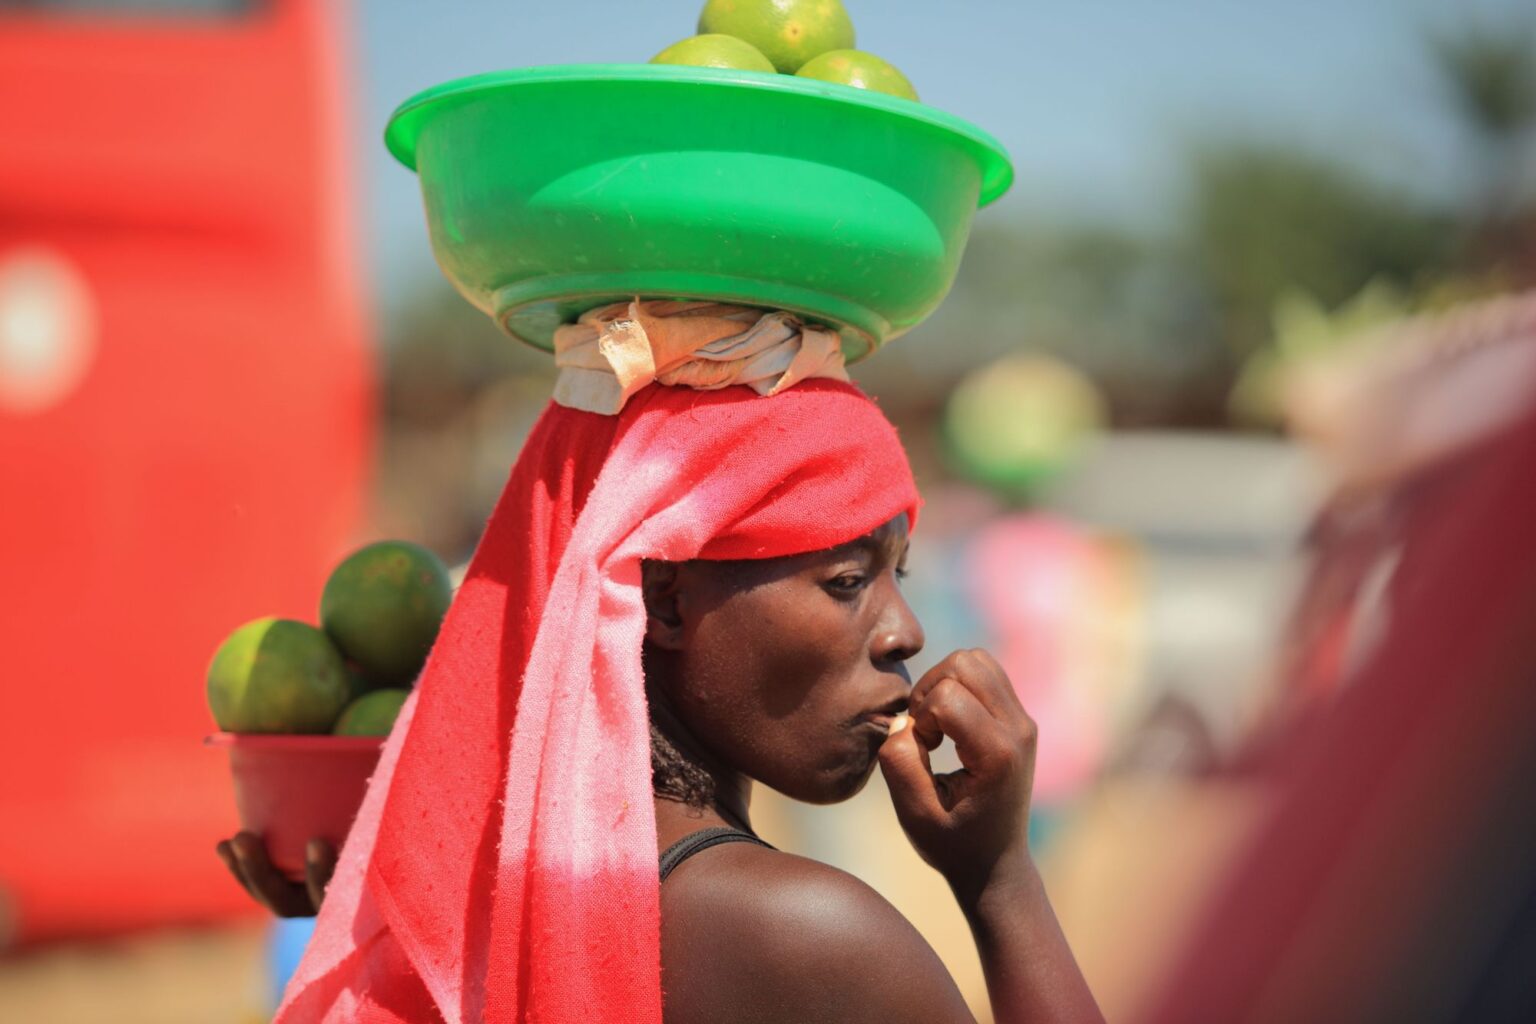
[333,688,411,737]
[795,49,919,101]
[697,0,855,73]
[342,659,379,702]
[206,617,350,734]
[651,34,775,72]
[320,540,452,687]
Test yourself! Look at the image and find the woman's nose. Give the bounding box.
[871,586,925,666]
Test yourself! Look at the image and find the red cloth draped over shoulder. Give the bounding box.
[275,379,919,1024]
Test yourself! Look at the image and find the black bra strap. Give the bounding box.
[659,826,775,882]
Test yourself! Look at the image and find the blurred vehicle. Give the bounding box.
[0,0,370,943]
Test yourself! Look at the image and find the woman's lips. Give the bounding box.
[857,710,911,735]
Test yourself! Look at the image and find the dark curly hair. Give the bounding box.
[649,721,716,808]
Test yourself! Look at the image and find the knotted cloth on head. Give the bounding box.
[552,299,851,415]
[274,372,920,1023]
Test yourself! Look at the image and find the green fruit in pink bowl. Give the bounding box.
[206,618,350,734]
[320,541,452,687]
[333,688,412,737]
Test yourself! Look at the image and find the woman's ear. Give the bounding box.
[641,560,686,651]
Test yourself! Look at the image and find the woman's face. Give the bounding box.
[645,516,924,804]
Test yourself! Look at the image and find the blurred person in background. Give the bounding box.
[1257,289,1536,751]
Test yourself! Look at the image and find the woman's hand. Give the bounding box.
[878,648,1036,899]
[215,832,336,918]
[881,651,1103,1023]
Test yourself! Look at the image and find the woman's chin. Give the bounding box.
[826,766,878,804]
[775,753,879,806]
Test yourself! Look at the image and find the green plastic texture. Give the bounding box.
[385,64,1014,360]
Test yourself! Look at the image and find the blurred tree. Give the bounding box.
[376,279,555,559]
[861,220,1221,427]
[384,280,552,432]
[1223,17,1536,431]
[1430,20,1536,207]
[1428,19,1536,277]
[1182,143,1454,362]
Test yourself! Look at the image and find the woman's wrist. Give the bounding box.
[946,843,1039,915]
[949,846,1107,1024]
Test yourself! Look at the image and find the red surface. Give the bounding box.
[208,734,383,881]
[0,0,372,942]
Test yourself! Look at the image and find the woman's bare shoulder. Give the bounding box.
[659,844,975,1024]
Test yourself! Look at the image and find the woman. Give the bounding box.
[220,304,1103,1024]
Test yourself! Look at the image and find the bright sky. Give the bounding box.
[355,0,1532,305]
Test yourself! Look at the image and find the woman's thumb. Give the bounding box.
[878,716,942,821]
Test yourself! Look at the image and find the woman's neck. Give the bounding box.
[647,683,756,835]
[654,787,756,847]
[709,777,754,834]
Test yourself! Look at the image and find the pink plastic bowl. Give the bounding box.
[206,732,384,880]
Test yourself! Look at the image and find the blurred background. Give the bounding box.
[2,0,1535,1021]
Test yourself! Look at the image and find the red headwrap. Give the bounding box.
[275,380,919,1023]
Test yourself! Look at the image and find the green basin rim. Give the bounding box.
[384,63,1014,208]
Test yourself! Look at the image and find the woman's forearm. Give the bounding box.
[954,851,1105,1024]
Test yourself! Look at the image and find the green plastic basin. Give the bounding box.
[385,64,1013,360]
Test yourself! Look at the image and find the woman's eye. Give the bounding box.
[825,573,868,596]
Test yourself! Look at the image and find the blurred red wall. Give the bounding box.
[0,0,372,942]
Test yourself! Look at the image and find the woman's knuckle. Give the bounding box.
[1017,725,1037,754]
[931,676,961,702]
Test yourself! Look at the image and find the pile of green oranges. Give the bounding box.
[205,541,453,738]
[652,0,918,102]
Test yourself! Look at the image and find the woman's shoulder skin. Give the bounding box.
[659,843,975,1024]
